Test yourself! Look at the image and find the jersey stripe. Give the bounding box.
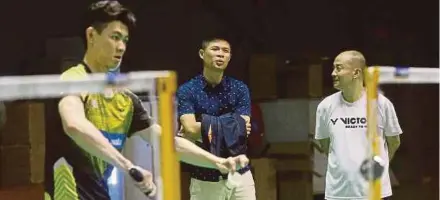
[53,158,79,200]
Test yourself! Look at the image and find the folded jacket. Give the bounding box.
[201,113,247,157]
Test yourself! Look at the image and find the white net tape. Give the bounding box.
[377,66,439,84]
[0,71,171,101]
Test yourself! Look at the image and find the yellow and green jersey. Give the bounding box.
[44,62,153,200]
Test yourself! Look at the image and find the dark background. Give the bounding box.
[0,0,438,199]
[1,0,438,80]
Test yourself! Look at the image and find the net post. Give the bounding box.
[365,67,381,200]
[157,71,181,200]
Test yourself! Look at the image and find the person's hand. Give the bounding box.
[215,157,236,174]
[241,116,251,136]
[233,154,249,169]
[177,125,185,137]
[215,155,250,174]
[128,166,157,197]
[245,121,251,136]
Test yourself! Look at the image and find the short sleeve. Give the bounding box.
[176,85,195,117]
[235,83,251,116]
[60,66,88,101]
[127,92,154,137]
[383,98,403,136]
[315,103,330,139]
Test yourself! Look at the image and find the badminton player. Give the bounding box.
[44,1,247,200]
[314,50,402,200]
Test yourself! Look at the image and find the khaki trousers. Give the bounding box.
[189,171,256,200]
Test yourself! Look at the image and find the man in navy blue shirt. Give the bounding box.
[177,37,256,200]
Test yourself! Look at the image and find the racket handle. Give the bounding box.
[128,168,152,196]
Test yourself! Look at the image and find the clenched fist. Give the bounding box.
[215,154,250,174]
[128,166,157,197]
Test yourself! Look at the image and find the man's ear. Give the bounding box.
[85,27,95,45]
[353,68,362,79]
[198,49,204,59]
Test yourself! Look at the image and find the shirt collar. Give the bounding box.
[80,61,92,73]
[197,74,227,89]
[80,61,120,75]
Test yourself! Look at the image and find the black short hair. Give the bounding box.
[201,36,232,50]
[83,0,136,34]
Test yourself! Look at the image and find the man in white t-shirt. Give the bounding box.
[314,50,402,200]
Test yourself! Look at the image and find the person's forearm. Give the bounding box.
[317,139,330,156]
[388,144,399,161]
[386,136,400,161]
[175,137,220,169]
[63,119,133,171]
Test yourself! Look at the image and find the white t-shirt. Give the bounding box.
[314,91,402,200]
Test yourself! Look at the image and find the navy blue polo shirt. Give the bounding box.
[176,74,251,181]
[177,74,251,118]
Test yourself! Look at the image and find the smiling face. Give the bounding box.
[331,51,365,91]
[199,39,231,72]
[86,20,129,70]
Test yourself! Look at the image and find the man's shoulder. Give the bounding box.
[177,79,196,93]
[377,93,392,104]
[377,93,395,112]
[224,76,249,93]
[122,89,140,101]
[177,75,203,92]
[180,78,197,87]
[60,63,87,80]
[225,76,247,87]
[317,92,341,110]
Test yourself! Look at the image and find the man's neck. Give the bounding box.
[83,52,107,73]
[341,82,364,103]
[203,67,224,86]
